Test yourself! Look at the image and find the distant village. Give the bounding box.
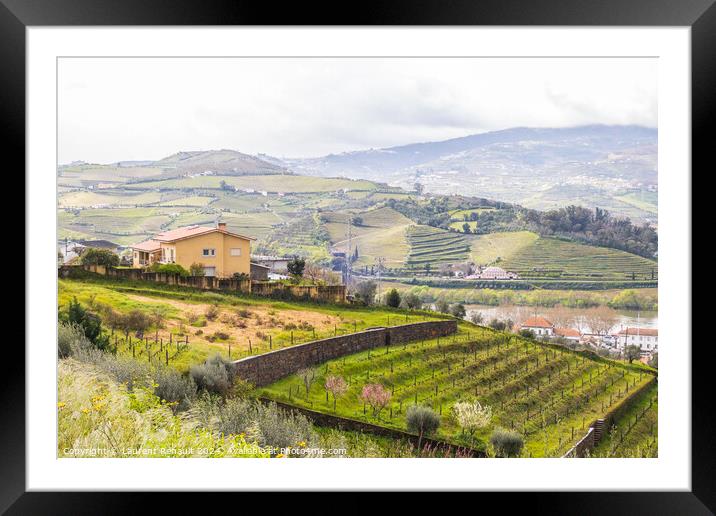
[519,315,657,363]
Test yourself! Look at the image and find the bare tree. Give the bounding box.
[584,306,618,336]
[297,367,317,399]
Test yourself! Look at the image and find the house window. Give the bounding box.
[230,248,241,256]
[202,248,216,257]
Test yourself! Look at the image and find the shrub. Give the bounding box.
[249,401,317,451]
[57,321,90,359]
[449,303,466,318]
[406,405,441,450]
[401,292,422,310]
[205,304,220,321]
[469,311,484,325]
[63,297,110,350]
[287,257,306,278]
[152,366,197,412]
[150,263,190,276]
[189,262,206,276]
[232,272,249,280]
[189,354,236,397]
[353,280,377,306]
[519,329,536,339]
[214,397,254,435]
[435,299,450,313]
[385,288,401,308]
[489,427,524,457]
[80,248,120,267]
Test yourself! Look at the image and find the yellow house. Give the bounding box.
[131,223,254,277]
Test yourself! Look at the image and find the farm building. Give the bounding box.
[614,327,658,353]
[251,254,291,274]
[467,266,519,280]
[131,222,254,278]
[520,316,555,337]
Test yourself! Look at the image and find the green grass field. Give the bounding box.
[501,237,658,280]
[591,382,657,457]
[261,324,654,457]
[406,226,470,268]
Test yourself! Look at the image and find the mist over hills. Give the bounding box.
[280,125,658,223]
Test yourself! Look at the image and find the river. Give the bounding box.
[464,304,657,335]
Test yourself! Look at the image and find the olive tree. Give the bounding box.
[406,405,441,451]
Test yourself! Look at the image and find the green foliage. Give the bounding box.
[63,297,110,350]
[406,405,441,447]
[189,262,206,276]
[519,329,536,340]
[353,280,377,306]
[489,427,524,457]
[152,366,197,412]
[57,321,91,359]
[287,257,306,278]
[80,248,120,267]
[449,303,466,318]
[385,288,401,308]
[189,354,236,396]
[400,292,422,310]
[625,345,641,364]
[149,263,190,277]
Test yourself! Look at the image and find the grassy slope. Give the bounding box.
[325,207,413,267]
[59,277,446,371]
[261,323,654,457]
[591,381,658,457]
[468,231,539,265]
[502,237,657,280]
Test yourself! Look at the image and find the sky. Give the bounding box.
[58,57,657,164]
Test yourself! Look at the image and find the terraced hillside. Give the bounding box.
[261,326,655,457]
[468,231,539,265]
[324,207,413,267]
[501,236,657,281]
[591,382,658,458]
[406,226,470,268]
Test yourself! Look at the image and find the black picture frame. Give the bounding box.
[5,0,707,510]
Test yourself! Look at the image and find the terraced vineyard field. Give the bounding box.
[324,207,413,267]
[591,382,658,458]
[406,226,470,268]
[501,236,658,281]
[262,327,655,457]
[468,231,539,265]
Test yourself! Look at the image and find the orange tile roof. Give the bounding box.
[555,327,581,337]
[153,225,215,242]
[617,327,658,337]
[521,316,554,328]
[132,239,161,252]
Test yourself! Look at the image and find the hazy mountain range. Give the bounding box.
[277,125,657,222]
[60,125,657,223]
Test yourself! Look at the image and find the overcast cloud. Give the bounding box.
[58,57,657,164]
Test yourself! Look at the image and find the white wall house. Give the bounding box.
[468,266,519,280]
[614,328,658,353]
[520,316,555,336]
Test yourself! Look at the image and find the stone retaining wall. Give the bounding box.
[232,320,458,387]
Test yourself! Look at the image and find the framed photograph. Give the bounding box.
[7,0,709,507]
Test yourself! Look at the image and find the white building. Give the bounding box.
[520,316,555,337]
[466,266,519,280]
[614,327,658,353]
